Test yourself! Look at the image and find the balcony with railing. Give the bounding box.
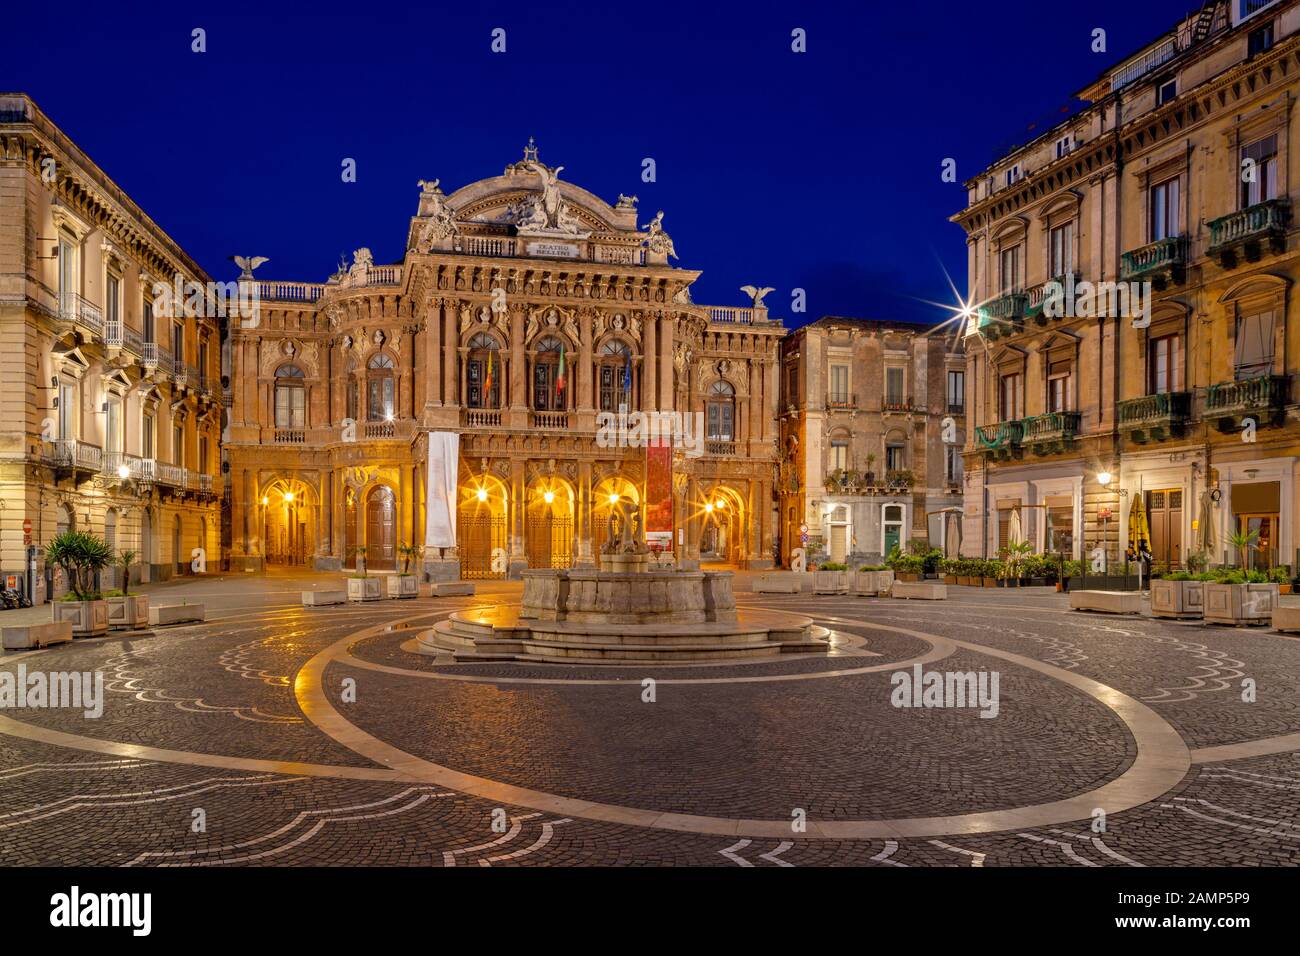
[1208,199,1290,267]
[359,419,415,441]
[256,281,326,303]
[1024,273,1081,324]
[45,438,102,472]
[1021,411,1082,452]
[273,429,306,444]
[826,392,857,410]
[1117,390,1192,442]
[976,291,1027,339]
[1120,235,1188,286]
[198,473,214,495]
[882,395,913,413]
[530,411,570,430]
[708,306,758,325]
[975,420,1024,457]
[1205,374,1288,426]
[57,291,103,334]
[1109,36,1179,91]
[154,462,183,487]
[461,408,503,428]
[704,439,738,457]
[101,451,144,479]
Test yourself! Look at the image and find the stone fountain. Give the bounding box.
[420,500,829,664]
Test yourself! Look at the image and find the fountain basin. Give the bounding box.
[520,568,735,625]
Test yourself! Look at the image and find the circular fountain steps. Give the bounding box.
[418,605,830,664]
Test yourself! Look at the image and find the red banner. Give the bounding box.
[645,439,673,551]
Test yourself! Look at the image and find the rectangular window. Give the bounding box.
[1248,23,1274,56]
[945,445,962,483]
[1049,223,1072,277]
[1156,75,1177,105]
[1149,333,1182,393]
[830,440,848,472]
[172,323,184,362]
[106,274,120,327]
[829,365,848,404]
[199,340,209,379]
[1055,135,1073,159]
[885,443,905,472]
[885,367,906,406]
[947,369,965,412]
[999,372,1023,420]
[366,377,393,421]
[105,397,122,454]
[58,238,76,297]
[1151,177,1181,241]
[1005,164,1022,187]
[173,424,184,465]
[1046,505,1075,554]
[198,434,209,472]
[142,413,154,459]
[1000,245,1021,293]
[783,363,799,405]
[58,382,76,440]
[143,300,154,343]
[1048,360,1073,413]
[1234,311,1275,378]
[706,401,734,441]
[533,362,554,411]
[274,386,305,428]
[1241,134,1279,207]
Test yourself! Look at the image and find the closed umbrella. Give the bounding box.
[1128,494,1152,563]
[1199,491,1216,556]
[944,511,962,558]
[1007,508,1024,547]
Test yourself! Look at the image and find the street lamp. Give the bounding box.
[1097,471,1112,488]
[476,487,488,502]
[543,490,554,505]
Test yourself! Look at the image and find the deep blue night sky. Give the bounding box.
[3,0,1193,327]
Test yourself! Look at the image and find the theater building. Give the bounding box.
[225,140,783,576]
[0,95,224,599]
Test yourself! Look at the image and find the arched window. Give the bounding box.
[532,336,568,412]
[597,339,633,412]
[366,353,395,421]
[466,333,501,409]
[706,380,735,441]
[274,364,305,428]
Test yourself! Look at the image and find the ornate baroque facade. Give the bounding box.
[0,95,223,598]
[226,141,784,576]
[954,0,1300,571]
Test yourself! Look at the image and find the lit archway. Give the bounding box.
[526,475,575,569]
[457,473,509,579]
[261,477,317,567]
[699,484,747,567]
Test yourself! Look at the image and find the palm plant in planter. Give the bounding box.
[46,531,112,636]
[346,546,381,601]
[105,549,149,630]
[388,543,422,598]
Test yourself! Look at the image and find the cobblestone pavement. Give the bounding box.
[2,570,1298,866]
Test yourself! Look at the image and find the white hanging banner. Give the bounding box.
[425,431,459,550]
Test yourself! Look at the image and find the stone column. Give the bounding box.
[443,302,458,406]
[658,312,674,415]
[401,326,415,418]
[764,356,778,440]
[580,309,595,413]
[575,460,594,568]
[508,458,527,578]
[681,474,701,570]
[643,314,657,411]
[509,308,525,411]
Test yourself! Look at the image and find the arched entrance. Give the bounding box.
[262,478,316,566]
[457,475,508,579]
[591,475,641,558]
[700,484,747,567]
[526,477,574,569]
[364,485,397,570]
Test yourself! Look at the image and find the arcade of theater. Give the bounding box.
[225,141,783,579]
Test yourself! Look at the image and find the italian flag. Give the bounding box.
[555,343,566,394]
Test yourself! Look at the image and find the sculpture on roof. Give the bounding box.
[642,211,678,260]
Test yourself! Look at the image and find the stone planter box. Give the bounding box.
[302,589,347,607]
[852,570,894,596]
[3,621,73,650]
[427,581,476,597]
[892,581,947,600]
[387,574,419,599]
[1203,582,1278,627]
[346,577,383,602]
[149,603,206,626]
[1274,606,1300,633]
[1149,579,1204,620]
[106,595,150,630]
[1069,590,1141,614]
[754,572,801,594]
[813,570,849,594]
[52,599,109,638]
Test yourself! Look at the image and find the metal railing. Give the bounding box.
[1205,374,1287,416]
[46,438,102,470]
[155,462,183,486]
[1208,199,1290,252]
[975,420,1024,451]
[1022,410,1082,443]
[198,473,213,494]
[1117,390,1192,426]
[57,291,103,334]
[826,393,856,409]
[1110,36,1179,90]
[1120,236,1188,282]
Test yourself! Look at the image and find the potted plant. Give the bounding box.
[997,541,1033,587]
[1271,565,1293,595]
[346,547,382,602]
[863,453,876,486]
[1203,566,1278,626]
[1150,569,1204,620]
[982,559,1003,588]
[46,530,111,637]
[853,563,893,596]
[939,558,960,586]
[388,543,421,598]
[813,561,850,594]
[105,549,149,630]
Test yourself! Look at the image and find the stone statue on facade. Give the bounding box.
[740,285,775,309]
[642,211,677,259]
[414,179,458,250]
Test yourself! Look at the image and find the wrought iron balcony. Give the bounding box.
[1021,411,1082,452]
[1117,391,1192,442]
[1120,236,1188,287]
[882,396,912,412]
[44,438,102,472]
[977,292,1027,338]
[1208,199,1290,267]
[975,420,1024,457]
[826,392,856,410]
[57,291,103,334]
[155,462,183,487]
[1205,374,1288,427]
[1025,273,1081,324]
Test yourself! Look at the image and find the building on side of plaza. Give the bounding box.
[953,0,1300,571]
[225,140,783,577]
[0,95,224,599]
[777,316,966,567]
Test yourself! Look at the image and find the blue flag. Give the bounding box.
[622,348,632,393]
